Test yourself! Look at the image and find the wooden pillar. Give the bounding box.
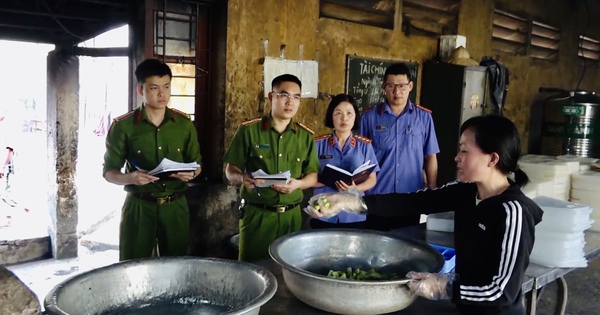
[46,50,79,259]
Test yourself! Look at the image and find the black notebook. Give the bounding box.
[318,161,376,189]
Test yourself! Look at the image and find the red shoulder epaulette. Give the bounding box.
[354,135,372,144]
[241,117,261,126]
[314,134,332,141]
[296,122,315,135]
[416,105,432,114]
[113,110,135,122]
[171,108,191,119]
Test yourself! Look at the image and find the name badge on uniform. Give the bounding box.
[376,125,388,130]
[319,155,333,159]
[254,143,270,149]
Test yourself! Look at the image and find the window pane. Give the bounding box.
[171,77,195,96]
[169,96,195,114]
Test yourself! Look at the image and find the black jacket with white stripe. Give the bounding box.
[364,180,544,315]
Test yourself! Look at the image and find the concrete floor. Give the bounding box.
[6,214,600,314]
[7,217,120,309]
[535,258,600,315]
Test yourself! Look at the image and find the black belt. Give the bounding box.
[131,192,186,205]
[246,202,300,213]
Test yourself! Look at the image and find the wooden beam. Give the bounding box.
[320,1,394,29]
[67,46,129,57]
[0,8,103,22]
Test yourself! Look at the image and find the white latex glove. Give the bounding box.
[406,271,456,301]
[304,189,366,219]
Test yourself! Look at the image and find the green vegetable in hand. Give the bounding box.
[312,197,330,212]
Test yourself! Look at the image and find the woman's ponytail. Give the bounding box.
[513,168,530,188]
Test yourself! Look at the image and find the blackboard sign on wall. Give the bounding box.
[345,55,418,112]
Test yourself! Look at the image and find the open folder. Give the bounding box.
[250,169,291,187]
[137,158,200,177]
[318,160,376,189]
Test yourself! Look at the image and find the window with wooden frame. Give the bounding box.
[530,21,560,61]
[154,9,198,119]
[578,35,600,62]
[402,0,460,37]
[319,0,395,29]
[492,10,528,55]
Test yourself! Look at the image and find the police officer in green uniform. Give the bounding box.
[103,59,202,261]
[224,74,319,262]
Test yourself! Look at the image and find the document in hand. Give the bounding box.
[251,169,291,187]
[145,158,200,177]
[319,160,376,189]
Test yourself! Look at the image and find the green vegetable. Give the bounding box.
[312,197,330,212]
[325,267,399,281]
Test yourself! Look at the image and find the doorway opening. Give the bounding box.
[0,40,54,247]
[76,25,129,250]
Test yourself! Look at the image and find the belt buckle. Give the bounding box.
[276,205,286,213]
[157,196,169,205]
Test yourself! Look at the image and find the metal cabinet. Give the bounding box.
[420,61,487,186]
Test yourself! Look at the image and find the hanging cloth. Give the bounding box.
[479,56,510,115]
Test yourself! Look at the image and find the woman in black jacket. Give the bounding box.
[307,115,544,315]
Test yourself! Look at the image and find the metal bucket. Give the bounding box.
[44,257,277,315]
[541,90,600,158]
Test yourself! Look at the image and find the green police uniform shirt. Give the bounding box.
[223,115,320,205]
[103,105,202,194]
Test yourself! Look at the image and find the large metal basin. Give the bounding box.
[269,229,444,315]
[44,257,277,315]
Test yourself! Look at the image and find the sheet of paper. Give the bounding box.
[251,169,291,187]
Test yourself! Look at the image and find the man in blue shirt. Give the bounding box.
[360,63,439,231]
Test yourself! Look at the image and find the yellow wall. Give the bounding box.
[225,0,600,150]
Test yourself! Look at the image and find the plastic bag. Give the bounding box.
[406,272,457,300]
[303,188,367,218]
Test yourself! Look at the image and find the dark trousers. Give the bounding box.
[309,219,366,229]
[119,194,189,261]
[365,214,420,231]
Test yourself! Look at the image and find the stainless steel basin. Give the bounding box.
[44,257,277,315]
[269,229,444,315]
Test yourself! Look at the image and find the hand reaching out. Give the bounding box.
[304,189,367,218]
[406,272,456,301]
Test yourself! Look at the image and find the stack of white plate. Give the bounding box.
[521,179,554,199]
[519,155,579,200]
[530,196,593,268]
[557,154,599,171]
[570,171,600,232]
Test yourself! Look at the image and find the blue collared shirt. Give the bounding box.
[359,101,439,195]
[314,132,380,223]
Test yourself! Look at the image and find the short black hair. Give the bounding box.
[460,115,530,187]
[324,94,361,130]
[135,59,172,84]
[272,74,302,90]
[383,63,412,83]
